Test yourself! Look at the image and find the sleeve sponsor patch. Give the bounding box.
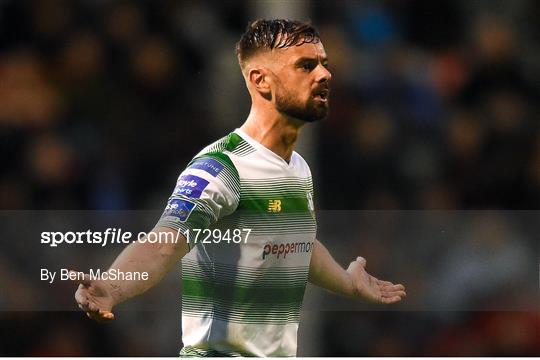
[189,157,224,177]
[162,198,196,222]
[174,174,209,198]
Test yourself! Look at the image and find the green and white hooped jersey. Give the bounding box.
[156,128,317,357]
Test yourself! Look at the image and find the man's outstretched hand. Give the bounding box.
[72,271,115,322]
[347,257,406,304]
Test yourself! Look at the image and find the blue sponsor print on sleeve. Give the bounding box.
[162,198,196,222]
[189,158,224,177]
[174,174,209,198]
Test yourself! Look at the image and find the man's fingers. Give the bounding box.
[356,256,366,268]
[74,287,89,306]
[69,270,92,287]
[89,310,115,322]
[99,310,115,320]
[382,290,406,298]
[377,280,405,288]
[75,286,93,312]
[381,296,402,304]
[380,283,406,298]
[79,298,114,320]
[87,302,100,312]
[378,281,406,291]
[73,274,114,323]
[78,302,92,312]
[381,283,405,291]
[394,284,405,291]
[377,281,406,303]
[85,310,115,322]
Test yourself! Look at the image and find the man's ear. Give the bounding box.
[248,68,271,96]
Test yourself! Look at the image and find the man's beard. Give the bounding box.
[275,88,329,123]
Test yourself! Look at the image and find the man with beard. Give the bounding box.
[73,19,406,357]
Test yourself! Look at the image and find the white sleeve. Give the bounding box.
[155,154,240,234]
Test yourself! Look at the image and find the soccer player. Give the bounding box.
[74,19,406,356]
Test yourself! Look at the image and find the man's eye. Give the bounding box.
[301,63,313,71]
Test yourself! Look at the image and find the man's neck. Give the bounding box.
[240,107,304,162]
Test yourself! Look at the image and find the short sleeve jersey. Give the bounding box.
[156,128,317,357]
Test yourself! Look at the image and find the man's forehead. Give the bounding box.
[278,42,327,61]
[244,42,326,70]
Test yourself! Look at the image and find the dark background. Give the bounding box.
[0,0,538,356]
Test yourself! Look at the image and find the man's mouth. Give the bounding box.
[313,89,329,102]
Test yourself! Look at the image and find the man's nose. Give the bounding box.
[316,64,332,83]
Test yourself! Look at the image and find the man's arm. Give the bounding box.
[73,227,188,321]
[308,239,406,304]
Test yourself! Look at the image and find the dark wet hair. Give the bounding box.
[236,19,320,68]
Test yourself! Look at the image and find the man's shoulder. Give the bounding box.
[292,151,312,175]
[187,131,257,180]
[196,132,256,159]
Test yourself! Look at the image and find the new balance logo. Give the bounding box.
[267,199,282,212]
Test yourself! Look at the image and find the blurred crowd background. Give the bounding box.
[0,0,538,356]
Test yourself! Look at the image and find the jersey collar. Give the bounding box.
[234,128,296,168]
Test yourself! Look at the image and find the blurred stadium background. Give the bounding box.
[0,0,539,356]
